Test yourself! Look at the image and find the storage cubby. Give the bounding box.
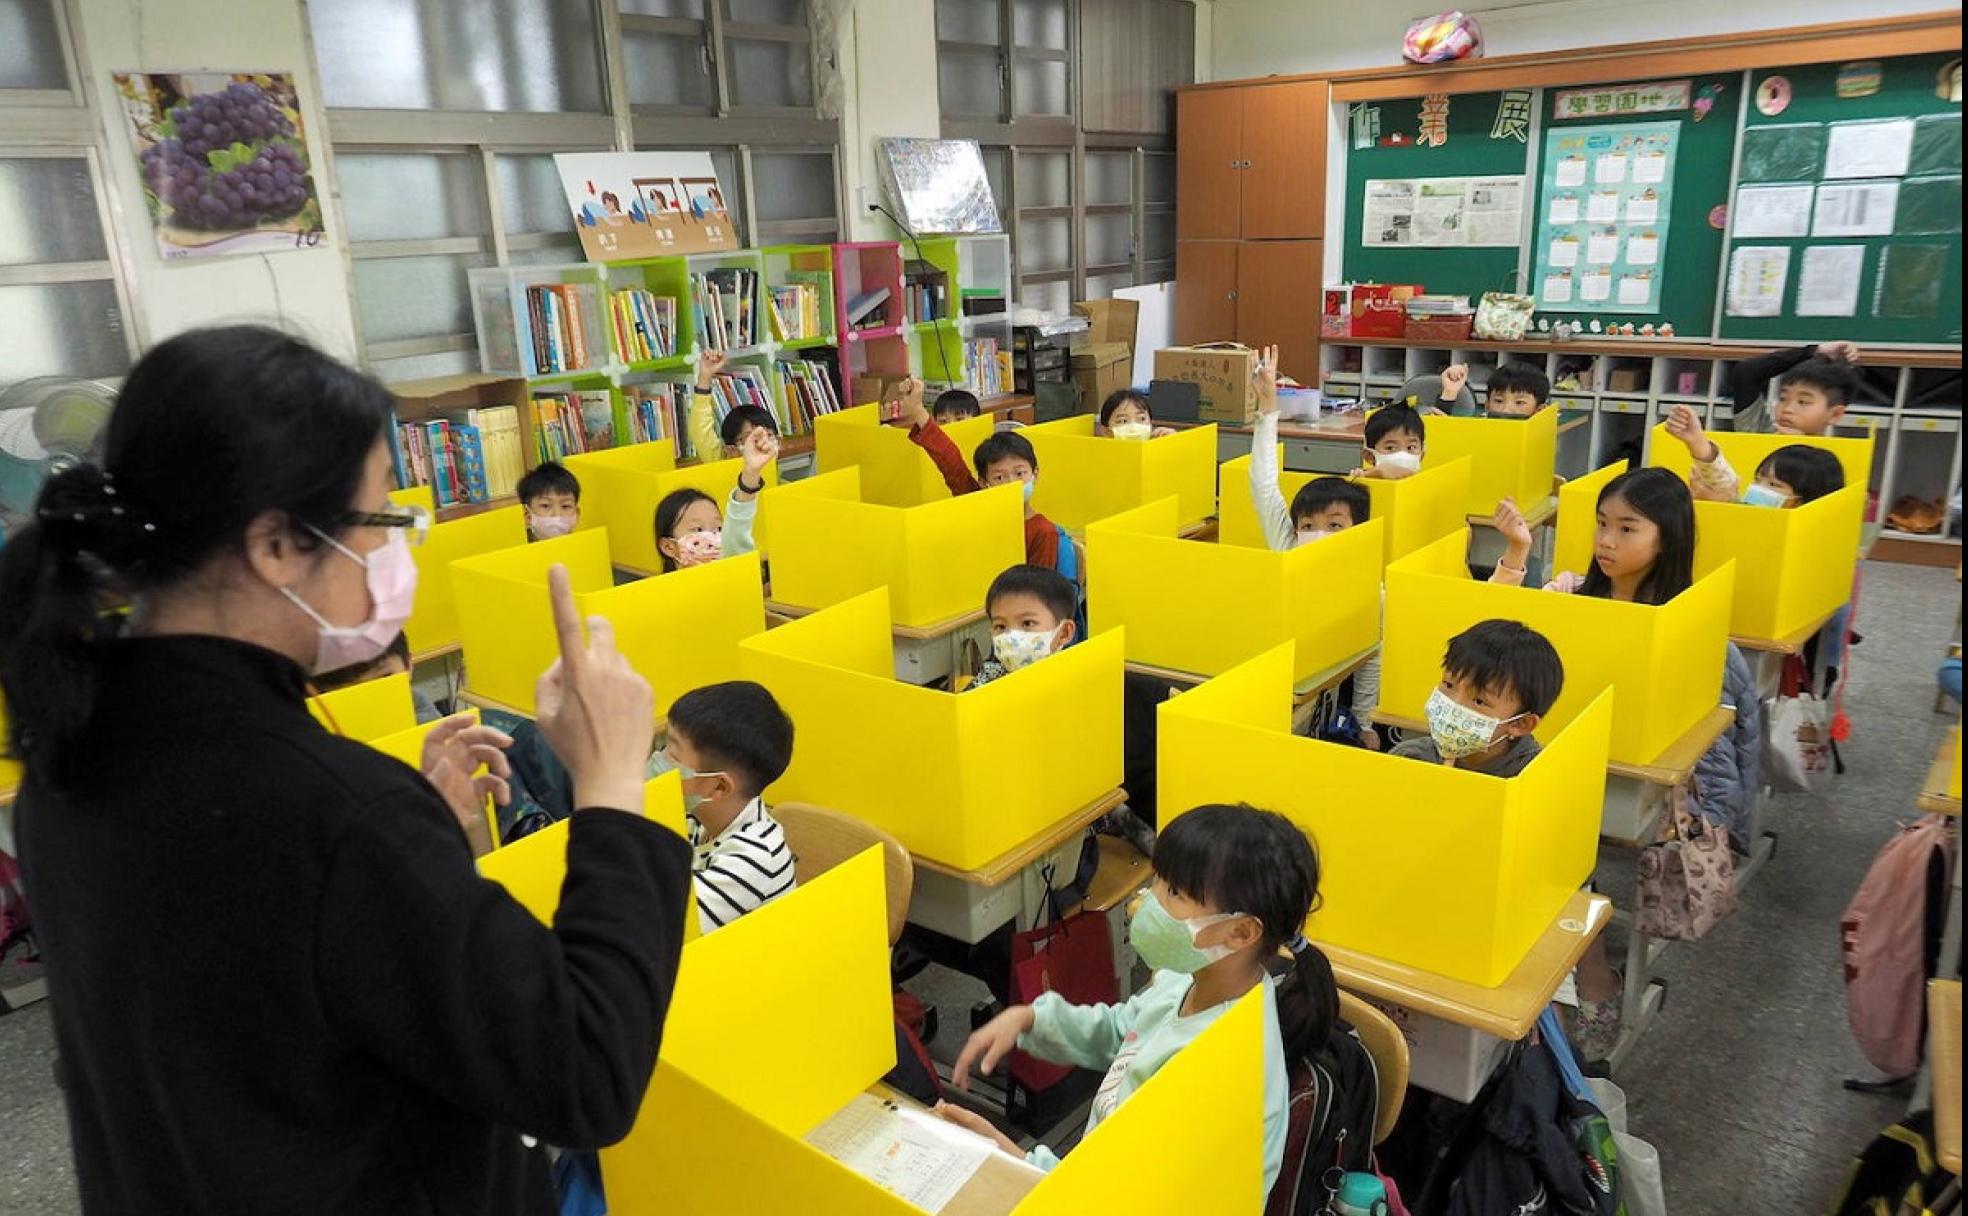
[686,249,769,357]
[760,244,837,350]
[469,263,614,382]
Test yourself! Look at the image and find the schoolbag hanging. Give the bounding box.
[1841,815,1953,1077]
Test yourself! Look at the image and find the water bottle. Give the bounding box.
[1332,1170,1388,1216]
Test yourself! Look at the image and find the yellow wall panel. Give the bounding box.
[308,672,415,741]
[1024,416,1219,532]
[404,505,527,656]
[454,530,615,713]
[1420,409,1558,516]
[1649,424,1874,495]
[814,404,994,508]
[580,551,766,721]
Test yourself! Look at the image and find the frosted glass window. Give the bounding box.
[509,241,584,266]
[0,159,108,266]
[727,39,812,110]
[310,0,606,112]
[1085,214,1131,267]
[496,153,583,236]
[938,54,1002,119]
[1085,152,1131,207]
[725,0,802,22]
[0,0,67,90]
[1019,151,1069,208]
[337,153,488,243]
[1020,216,1069,274]
[752,151,835,222]
[1143,210,1174,263]
[1085,270,1132,300]
[1143,153,1174,205]
[1014,60,1068,116]
[354,254,487,343]
[624,29,716,108]
[1012,0,1067,50]
[622,0,704,13]
[0,283,129,381]
[936,0,1001,44]
[1019,278,1068,315]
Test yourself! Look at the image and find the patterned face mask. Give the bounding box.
[674,529,722,567]
[1424,688,1524,760]
[991,627,1060,672]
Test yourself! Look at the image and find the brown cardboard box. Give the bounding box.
[1153,344,1258,424]
[1073,298,1141,353]
[1071,342,1132,412]
[851,373,910,410]
[1606,367,1646,393]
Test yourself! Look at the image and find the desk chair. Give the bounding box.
[1338,990,1409,1144]
[1396,373,1476,416]
[775,802,914,946]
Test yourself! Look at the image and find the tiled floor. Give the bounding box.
[0,558,1957,1214]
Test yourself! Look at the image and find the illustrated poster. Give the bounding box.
[1532,120,1680,313]
[554,152,740,262]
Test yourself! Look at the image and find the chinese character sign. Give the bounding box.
[554,151,740,262]
[1419,94,1451,148]
[1491,90,1533,142]
[1552,80,1693,119]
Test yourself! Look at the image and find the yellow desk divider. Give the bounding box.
[1161,643,1614,987]
[365,709,474,772]
[564,439,777,576]
[388,484,436,516]
[1216,452,1472,564]
[455,531,765,717]
[1420,409,1559,517]
[404,505,527,656]
[759,466,1024,629]
[0,694,20,800]
[739,588,1123,871]
[1550,460,1630,579]
[307,672,417,741]
[1648,423,1875,496]
[478,770,690,928]
[814,404,995,508]
[604,847,1268,1216]
[1383,532,1734,768]
[1087,497,1384,684]
[1021,415,1220,533]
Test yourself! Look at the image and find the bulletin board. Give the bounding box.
[1718,53,1964,345]
[1341,90,1537,295]
[1529,73,1742,337]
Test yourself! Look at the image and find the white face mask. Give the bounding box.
[992,627,1061,672]
[1294,528,1338,548]
[1111,421,1153,441]
[1371,450,1422,474]
[529,513,576,539]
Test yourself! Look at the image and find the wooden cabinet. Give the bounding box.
[1175,239,1323,384]
[1176,80,1326,241]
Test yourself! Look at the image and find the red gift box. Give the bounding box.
[1350,283,1422,339]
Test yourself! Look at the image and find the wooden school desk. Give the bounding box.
[1323,890,1612,1102]
[1930,980,1962,1178]
[907,787,1128,948]
[1131,643,1379,736]
[766,597,993,688]
[1178,415,1368,474]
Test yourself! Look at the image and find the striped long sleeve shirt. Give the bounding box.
[688,798,797,934]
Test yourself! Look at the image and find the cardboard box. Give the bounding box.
[1073,298,1141,353]
[1350,283,1422,339]
[1071,341,1133,413]
[1154,344,1258,425]
[1607,367,1646,393]
[850,373,909,410]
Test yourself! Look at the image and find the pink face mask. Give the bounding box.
[281,527,419,674]
[674,530,722,568]
[529,513,576,539]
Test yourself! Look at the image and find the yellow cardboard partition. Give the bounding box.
[738,589,1123,871]
[606,848,1267,1216]
[1550,460,1629,579]
[308,672,416,741]
[1383,531,1734,767]
[454,531,765,717]
[478,770,690,926]
[814,404,995,508]
[388,484,437,515]
[1019,414,1220,532]
[1692,485,1867,641]
[1160,643,1614,987]
[565,440,775,575]
[1421,409,1559,516]
[403,505,527,656]
[1087,497,1383,684]
[1216,452,1472,565]
[0,694,21,799]
[1648,423,1875,494]
[759,466,1025,628]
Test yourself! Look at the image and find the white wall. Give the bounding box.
[1209,0,1951,80]
[69,0,360,361]
[834,0,942,241]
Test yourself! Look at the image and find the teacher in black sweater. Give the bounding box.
[0,326,691,1215]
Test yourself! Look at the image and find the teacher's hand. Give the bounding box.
[421,714,512,857]
[536,565,654,814]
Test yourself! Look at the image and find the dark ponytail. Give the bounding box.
[0,325,392,784]
[1154,803,1336,1061]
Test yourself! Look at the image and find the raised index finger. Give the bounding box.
[548,564,588,676]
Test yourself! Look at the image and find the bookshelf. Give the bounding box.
[468,264,614,383]
[605,257,694,374]
[832,241,909,409]
[762,244,838,350]
[387,374,534,519]
[686,249,769,357]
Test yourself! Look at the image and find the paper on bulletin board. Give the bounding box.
[1363,176,1524,247]
[1824,119,1915,179]
[1727,246,1791,317]
[1813,181,1901,237]
[1533,120,1680,313]
[1731,185,1814,238]
[1796,245,1865,317]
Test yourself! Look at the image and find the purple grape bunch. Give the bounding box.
[140,81,310,231]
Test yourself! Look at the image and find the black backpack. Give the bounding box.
[1828,1110,1959,1216]
[1266,946,1382,1216]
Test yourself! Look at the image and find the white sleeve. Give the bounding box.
[1249,412,1295,552]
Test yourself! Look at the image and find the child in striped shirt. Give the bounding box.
[656,681,798,934]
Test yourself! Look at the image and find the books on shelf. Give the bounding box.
[532,390,618,463]
[623,381,687,450]
[776,358,844,435]
[769,279,827,342]
[961,337,1005,400]
[521,282,603,377]
[610,288,678,363]
[904,263,950,324]
[707,366,776,434]
[845,287,891,329]
[692,267,759,352]
[389,404,526,510]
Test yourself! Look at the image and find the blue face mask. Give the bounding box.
[1020,478,1036,503]
[1742,483,1792,509]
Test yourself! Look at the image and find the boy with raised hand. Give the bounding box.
[687,349,781,463]
[894,376,1070,574]
[1484,363,1551,418]
[1250,345,1374,551]
[1724,340,1862,435]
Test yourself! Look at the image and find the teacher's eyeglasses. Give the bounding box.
[332,503,432,547]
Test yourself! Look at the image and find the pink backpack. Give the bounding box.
[1840,816,1953,1076]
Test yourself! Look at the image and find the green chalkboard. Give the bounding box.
[1719,53,1964,345]
[1530,73,1742,337]
[1341,91,1536,296]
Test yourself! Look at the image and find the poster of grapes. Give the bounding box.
[113,71,324,259]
